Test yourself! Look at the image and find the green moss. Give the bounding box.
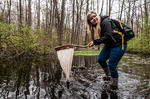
[72,65,85,69]
[74,50,100,56]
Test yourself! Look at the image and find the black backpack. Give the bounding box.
[111,19,135,41]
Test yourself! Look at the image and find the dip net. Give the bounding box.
[55,45,74,81]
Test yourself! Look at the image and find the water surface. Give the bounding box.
[0,53,150,99]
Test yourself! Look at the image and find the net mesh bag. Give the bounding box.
[55,45,74,80]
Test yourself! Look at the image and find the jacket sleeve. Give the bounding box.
[93,19,113,45]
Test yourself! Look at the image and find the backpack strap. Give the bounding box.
[118,20,123,29]
[113,30,124,50]
[113,20,125,50]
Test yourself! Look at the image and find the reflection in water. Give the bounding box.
[0,55,62,98]
[72,55,97,67]
[0,54,150,98]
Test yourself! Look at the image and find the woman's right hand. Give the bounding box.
[88,41,94,47]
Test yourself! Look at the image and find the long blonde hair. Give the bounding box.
[86,11,101,41]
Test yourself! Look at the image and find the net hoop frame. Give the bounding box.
[55,45,74,51]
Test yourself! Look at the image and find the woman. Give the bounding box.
[86,11,127,90]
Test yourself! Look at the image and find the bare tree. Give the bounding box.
[119,0,125,20]
[25,0,27,24]
[126,0,131,25]
[45,0,48,32]
[135,5,140,35]
[71,0,75,44]
[75,0,80,44]
[77,0,84,45]
[106,0,109,15]
[144,0,149,24]
[131,0,137,29]
[100,0,104,15]
[53,0,60,30]
[18,0,23,30]
[37,0,40,28]
[49,0,54,40]
[19,0,22,25]
[97,0,99,13]
[140,0,144,30]
[7,0,11,24]
[58,0,66,45]
[108,0,114,17]
[28,0,32,26]
[85,0,89,45]
[1,0,149,48]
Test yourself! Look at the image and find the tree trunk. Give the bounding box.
[106,0,109,15]
[119,0,125,20]
[58,0,66,46]
[97,0,99,13]
[45,0,48,32]
[126,0,131,26]
[131,0,136,29]
[8,0,11,24]
[53,0,60,30]
[77,0,83,45]
[75,0,79,44]
[19,0,22,25]
[140,0,144,31]
[85,0,89,45]
[108,0,111,16]
[49,0,53,39]
[71,0,75,44]
[100,0,104,15]
[25,0,28,24]
[108,0,114,17]
[144,0,148,24]
[28,0,32,26]
[37,0,40,28]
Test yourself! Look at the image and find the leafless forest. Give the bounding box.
[0,0,150,50]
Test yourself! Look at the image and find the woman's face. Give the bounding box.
[89,13,98,25]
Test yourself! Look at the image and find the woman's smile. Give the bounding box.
[90,13,98,25]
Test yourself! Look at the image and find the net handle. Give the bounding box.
[74,45,89,48]
[55,45,89,51]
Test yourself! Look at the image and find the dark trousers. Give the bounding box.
[98,44,127,78]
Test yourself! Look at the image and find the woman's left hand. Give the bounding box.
[88,41,94,47]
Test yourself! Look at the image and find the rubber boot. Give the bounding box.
[110,78,118,90]
[66,80,70,89]
[102,67,111,81]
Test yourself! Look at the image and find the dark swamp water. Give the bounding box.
[0,53,150,99]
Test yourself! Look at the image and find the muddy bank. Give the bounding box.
[126,50,150,58]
